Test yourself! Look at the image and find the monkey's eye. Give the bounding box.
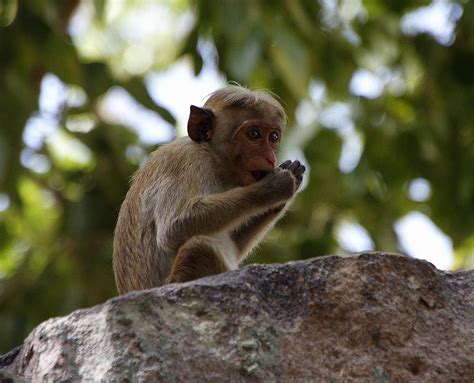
[269,131,280,143]
[248,129,262,140]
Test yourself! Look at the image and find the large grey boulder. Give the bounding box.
[3,252,474,382]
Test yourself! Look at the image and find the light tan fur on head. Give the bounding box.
[204,85,286,122]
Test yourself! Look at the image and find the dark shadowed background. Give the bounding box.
[0,0,473,353]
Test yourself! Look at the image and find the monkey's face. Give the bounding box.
[231,119,282,187]
[187,101,285,188]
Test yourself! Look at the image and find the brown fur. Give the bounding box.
[167,236,228,284]
[113,86,305,294]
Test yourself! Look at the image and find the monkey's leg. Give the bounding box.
[167,236,228,284]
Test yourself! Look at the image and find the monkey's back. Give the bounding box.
[113,137,217,293]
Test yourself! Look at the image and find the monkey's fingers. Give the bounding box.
[289,161,306,177]
[287,160,302,173]
[290,162,305,190]
[294,174,303,187]
[279,160,292,169]
[294,164,306,176]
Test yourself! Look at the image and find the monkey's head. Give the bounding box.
[187,86,286,187]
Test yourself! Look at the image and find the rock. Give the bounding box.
[0,368,24,383]
[3,252,474,382]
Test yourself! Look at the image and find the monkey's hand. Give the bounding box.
[259,166,297,201]
[279,160,306,192]
[261,161,305,201]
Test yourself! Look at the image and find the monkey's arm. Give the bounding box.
[231,160,305,255]
[163,170,294,252]
[231,204,286,254]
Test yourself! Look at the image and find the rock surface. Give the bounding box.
[3,252,474,382]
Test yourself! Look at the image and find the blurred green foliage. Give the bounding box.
[0,0,473,352]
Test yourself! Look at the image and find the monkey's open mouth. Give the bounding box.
[250,170,269,181]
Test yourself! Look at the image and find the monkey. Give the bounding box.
[113,85,305,294]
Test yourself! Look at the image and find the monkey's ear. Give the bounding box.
[188,105,215,142]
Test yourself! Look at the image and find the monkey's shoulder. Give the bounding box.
[135,137,215,192]
[151,137,211,169]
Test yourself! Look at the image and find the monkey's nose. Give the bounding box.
[265,152,277,168]
[264,159,276,169]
